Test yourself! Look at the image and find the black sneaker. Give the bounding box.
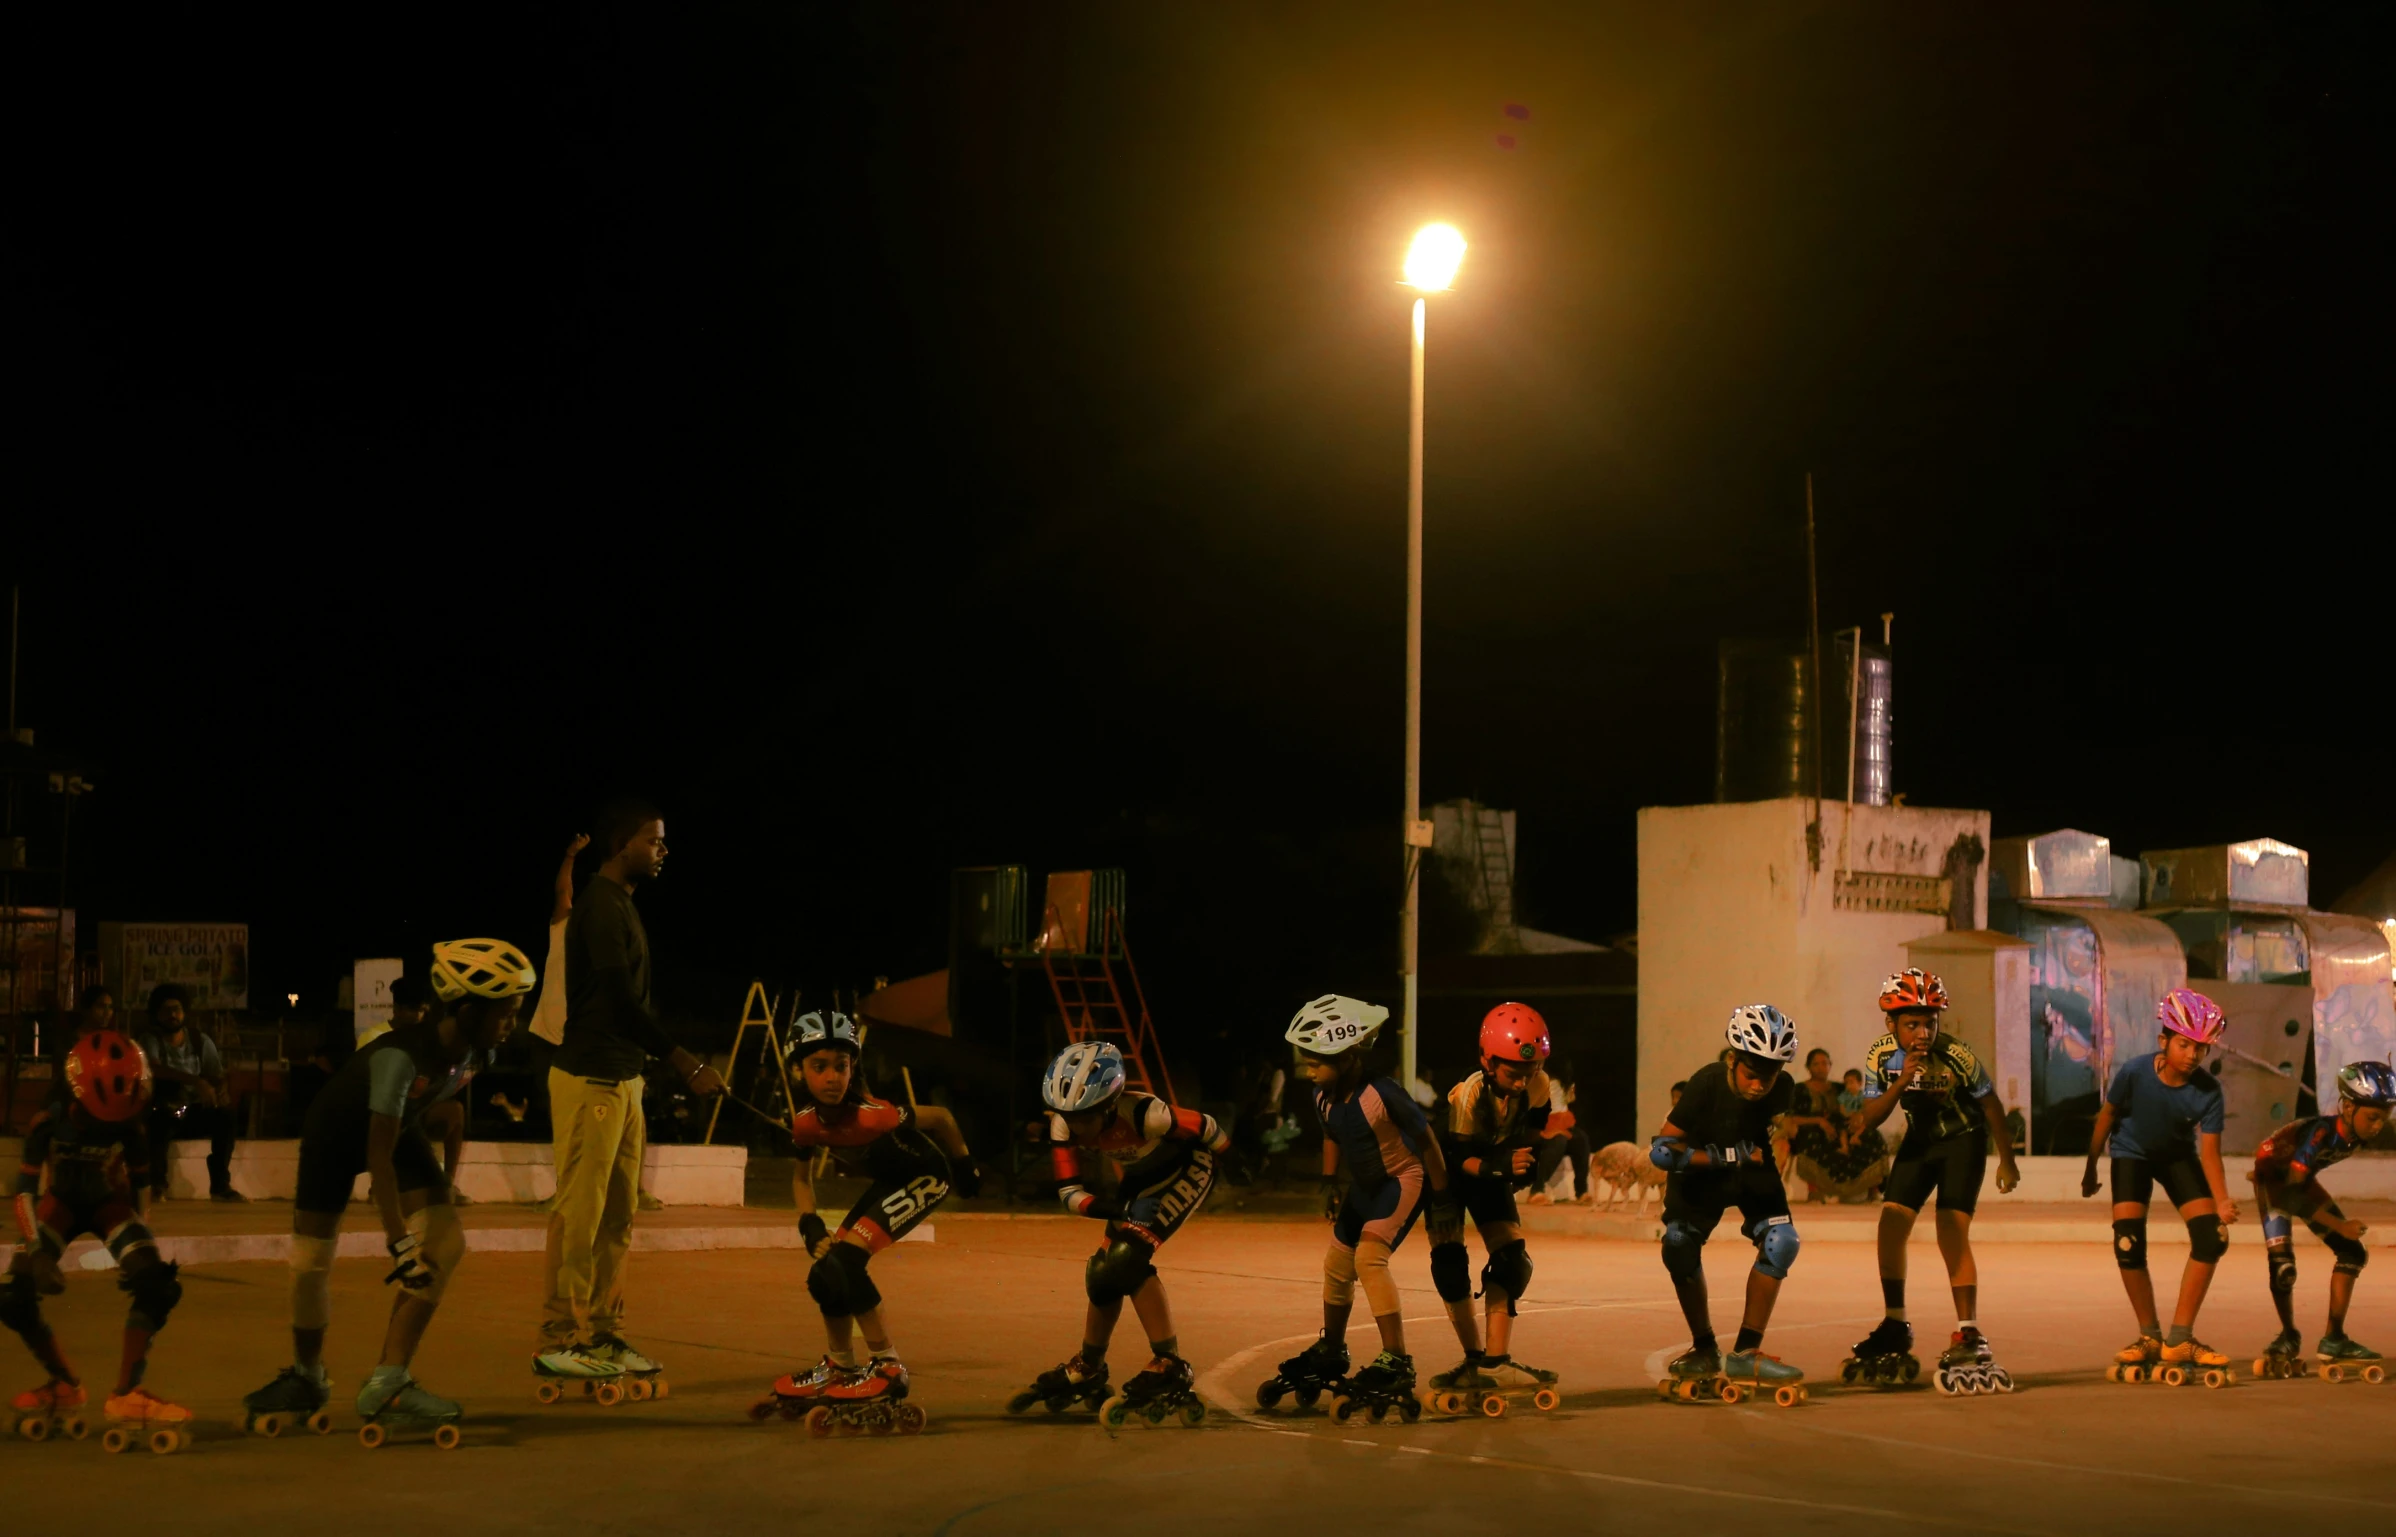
[211,1187,249,1203]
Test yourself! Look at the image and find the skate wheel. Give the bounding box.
[434,1424,461,1450]
[1045,1397,1073,1414]
[652,1379,670,1401]
[2161,1366,2187,1388]
[535,1382,563,1405]
[1255,1381,1285,1410]
[1178,1399,1206,1428]
[624,1378,651,1403]
[1438,1391,1467,1415]
[1480,1394,1508,1418]
[869,1412,895,1436]
[1715,1380,1741,1405]
[1656,1380,1674,1400]
[1365,1402,1388,1425]
[1775,1385,1802,1409]
[1330,1396,1356,1424]
[2324,1364,2346,1385]
[16,1416,46,1443]
[1398,1396,1421,1423]
[2121,1366,2143,1385]
[747,1399,778,1422]
[593,1382,624,1408]
[1533,1388,1560,1413]
[61,1415,86,1440]
[805,1405,833,1438]
[1900,1356,1920,1383]
[1840,1360,1859,1385]
[1674,1380,1698,1402]
[1142,1402,1168,1426]
[151,1429,183,1454]
[253,1413,285,1438]
[2252,1359,2270,1377]
[1293,1385,1320,1410]
[898,1403,928,1434]
[838,1412,867,1437]
[359,1423,387,1449]
[2365,1365,2386,1386]
[2203,1370,2226,1390]
[103,1427,131,1454]
[1933,1369,1953,1396]
[2103,1365,2120,1384]
[1097,1395,1131,1430]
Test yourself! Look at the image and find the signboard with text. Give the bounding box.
[99,922,250,1012]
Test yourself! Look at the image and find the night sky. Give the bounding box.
[5,5,2387,1065]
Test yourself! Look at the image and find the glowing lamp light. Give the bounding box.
[1403,224,1467,292]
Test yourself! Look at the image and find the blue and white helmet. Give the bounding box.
[793,1009,861,1055]
[1286,995,1389,1057]
[1725,1004,1798,1063]
[2337,1059,2396,1109]
[1042,1041,1127,1113]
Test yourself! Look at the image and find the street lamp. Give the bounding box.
[1398,223,1464,1105]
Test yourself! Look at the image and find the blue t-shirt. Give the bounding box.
[1316,1076,1430,1193]
[2105,1055,2223,1161]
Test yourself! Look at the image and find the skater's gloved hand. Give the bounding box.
[1507,1147,1537,1177]
[1320,1178,1342,1221]
[1084,1197,1125,1223]
[1426,1190,1463,1245]
[1701,1144,1729,1170]
[951,1159,983,1199]
[1732,1140,1764,1167]
[799,1212,830,1256]
[2330,1214,2369,1242]
[384,1233,436,1292]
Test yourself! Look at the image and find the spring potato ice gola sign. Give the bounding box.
[100,922,250,1012]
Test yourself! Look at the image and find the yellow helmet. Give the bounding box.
[430,937,538,1001]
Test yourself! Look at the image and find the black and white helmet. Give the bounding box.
[1285,994,1389,1057]
[1725,1004,1798,1062]
[793,1009,861,1055]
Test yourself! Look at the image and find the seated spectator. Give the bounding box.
[1530,1055,1594,1204]
[1786,1049,1885,1203]
[137,982,245,1202]
[1837,1068,1866,1116]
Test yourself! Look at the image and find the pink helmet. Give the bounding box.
[1479,1002,1550,1072]
[2157,988,2226,1045]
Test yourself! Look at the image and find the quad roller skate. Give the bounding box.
[751,1355,841,1422]
[8,1379,89,1442]
[2154,1337,2236,1389]
[589,1334,670,1402]
[1424,1354,1496,1415]
[1254,1334,1347,1414]
[1719,1349,1809,1407]
[805,1358,927,1437]
[242,1363,336,1437]
[1331,1349,1420,1424]
[101,1386,191,1454]
[1839,1317,1920,1388]
[1931,1328,2012,1395]
[355,1365,464,1450]
[1433,1355,1559,1418]
[2251,1328,2310,1381]
[1655,1343,1722,1403]
[2104,1333,2163,1384]
[1008,1351,1111,1416]
[1099,1353,1205,1430]
[2314,1333,2386,1386]
[533,1342,628,1406]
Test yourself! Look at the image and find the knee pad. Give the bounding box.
[2187,1215,2227,1265]
[0,1273,44,1338]
[1752,1214,1799,1280]
[409,1205,467,1306]
[1354,1239,1401,1318]
[2323,1231,2368,1277]
[1661,1218,1704,1282]
[2267,1241,2298,1298]
[1084,1239,1155,1308]
[1430,1240,1472,1303]
[121,1260,183,1333]
[2112,1217,2148,1272]
[808,1241,882,1318]
[1324,1244,1359,1308]
[1481,1240,1533,1315]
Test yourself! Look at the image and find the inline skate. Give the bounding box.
[1840,1317,1919,1387]
[1931,1327,2011,1395]
[1099,1353,1204,1430]
[1331,1349,1419,1424]
[1254,1334,1347,1413]
[1007,1351,1111,1415]
[806,1358,926,1436]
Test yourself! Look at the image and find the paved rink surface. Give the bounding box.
[8,1216,2389,1535]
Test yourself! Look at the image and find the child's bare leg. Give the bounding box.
[1128,1276,1177,1364]
[1934,1207,1976,1321]
[1740,1268,1782,1336]
[1481,1221,1522,1357]
[1083,1297,1123,1354]
[2112,1201,2160,1331]
[2328,1267,2357,1337]
[852,1304,890,1355]
[2169,1198,2222,1331]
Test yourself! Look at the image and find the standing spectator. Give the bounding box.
[136,983,245,1202]
[536,801,724,1386]
[1530,1056,1594,1205]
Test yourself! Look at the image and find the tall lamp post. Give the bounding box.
[1398,223,1466,1105]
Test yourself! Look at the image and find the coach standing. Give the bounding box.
[535,800,725,1385]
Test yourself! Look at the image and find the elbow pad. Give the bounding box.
[1649,1137,1690,1173]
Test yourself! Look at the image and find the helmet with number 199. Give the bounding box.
[1286,995,1388,1058]
[1478,1002,1550,1075]
[2157,988,2226,1046]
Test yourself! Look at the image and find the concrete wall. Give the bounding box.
[152,1138,749,1206]
[1637,798,1991,1135]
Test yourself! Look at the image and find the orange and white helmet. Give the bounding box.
[1479,1002,1550,1073]
[1878,968,1948,1014]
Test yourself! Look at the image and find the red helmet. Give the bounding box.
[1479,1002,1550,1072]
[1878,968,1949,1014]
[65,1030,152,1123]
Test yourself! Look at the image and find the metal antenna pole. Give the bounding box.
[1804,475,1824,871]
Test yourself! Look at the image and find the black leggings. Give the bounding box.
[2111,1154,2209,1210]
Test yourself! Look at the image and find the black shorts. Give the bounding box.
[1456,1176,1521,1234]
[1112,1142,1217,1250]
[295,1127,446,1216]
[1663,1161,1791,1243]
[2110,1153,2209,1211]
[1883,1129,1989,1215]
[836,1150,954,1254]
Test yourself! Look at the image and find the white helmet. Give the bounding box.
[1286,995,1389,1057]
[429,938,537,1002]
[1725,1004,1798,1062]
[793,1010,861,1055]
[1042,1041,1127,1113]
